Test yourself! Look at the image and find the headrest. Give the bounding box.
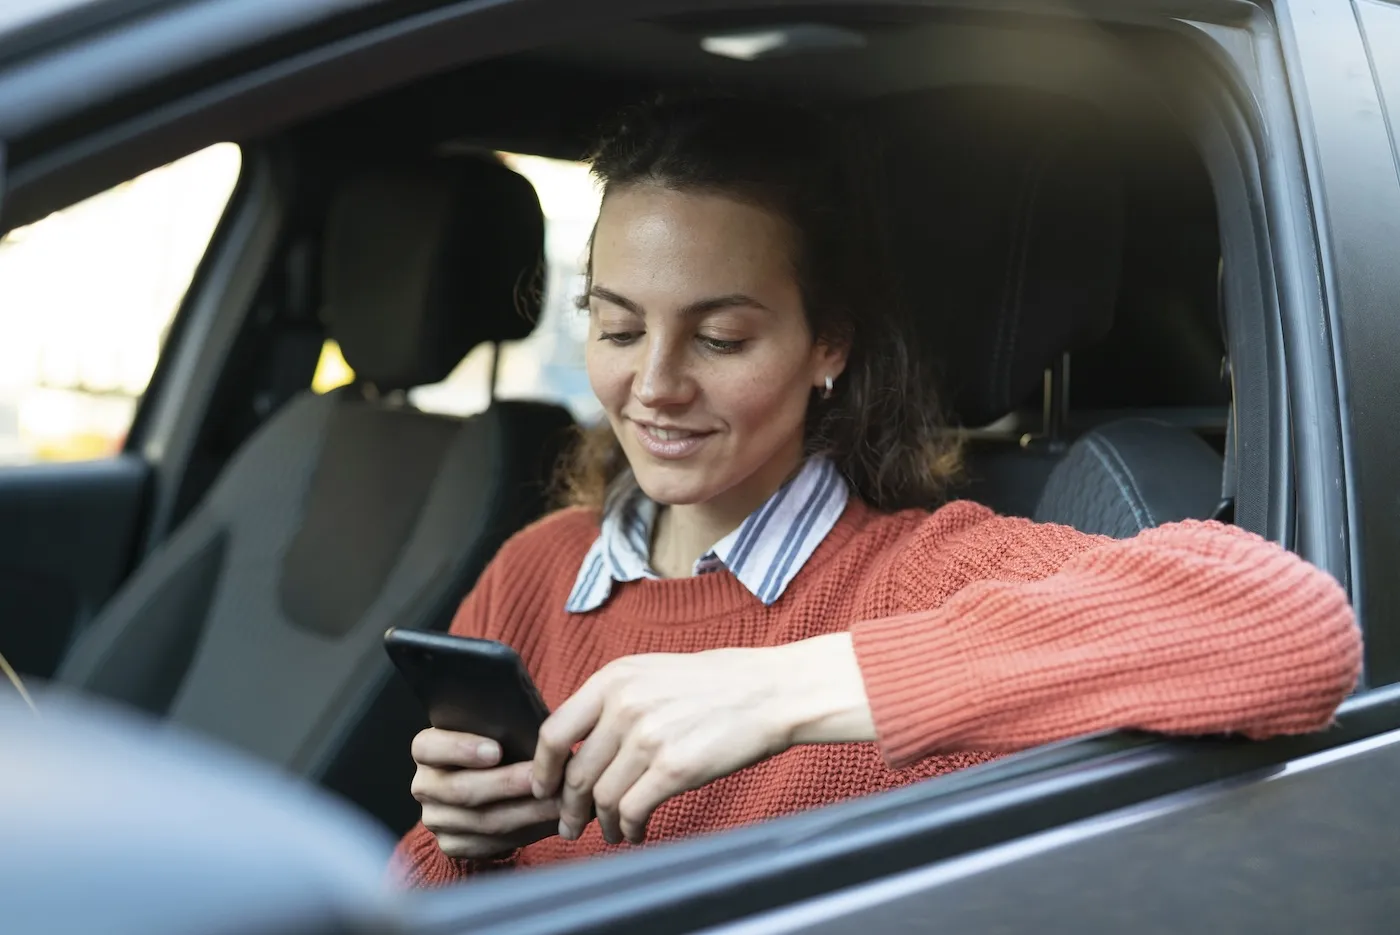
[321,156,545,392]
[872,88,1125,426]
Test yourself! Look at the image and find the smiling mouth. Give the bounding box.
[631,421,716,459]
[647,427,700,440]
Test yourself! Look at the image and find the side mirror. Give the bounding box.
[0,688,397,935]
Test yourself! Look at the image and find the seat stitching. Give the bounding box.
[1094,432,1159,527]
[1085,435,1149,531]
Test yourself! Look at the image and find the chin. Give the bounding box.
[626,455,731,507]
[632,471,715,507]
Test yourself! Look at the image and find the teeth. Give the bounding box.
[651,428,694,441]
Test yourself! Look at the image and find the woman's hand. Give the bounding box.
[530,633,875,846]
[410,728,561,860]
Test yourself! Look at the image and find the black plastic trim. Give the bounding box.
[1153,22,1295,545]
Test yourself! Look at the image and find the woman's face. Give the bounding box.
[585,183,846,513]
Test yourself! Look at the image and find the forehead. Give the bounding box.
[591,184,795,294]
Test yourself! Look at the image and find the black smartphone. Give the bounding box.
[383,627,549,764]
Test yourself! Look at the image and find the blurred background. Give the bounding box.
[0,145,603,466]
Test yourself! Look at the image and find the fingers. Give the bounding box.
[533,675,606,799]
[412,728,501,769]
[432,815,557,861]
[412,761,534,808]
[432,833,513,861]
[556,725,622,841]
[590,742,652,845]
[617,766,679,845]
[422,795,561,838]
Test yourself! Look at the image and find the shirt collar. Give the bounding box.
[565,456,849,613]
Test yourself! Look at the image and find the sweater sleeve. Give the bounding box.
[850,508,1363,767]
[390,554,520,887]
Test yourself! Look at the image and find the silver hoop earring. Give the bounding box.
[822,375,834,399]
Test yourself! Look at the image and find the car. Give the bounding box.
[2,0,1399,932]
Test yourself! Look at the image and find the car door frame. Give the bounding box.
[1277,0,1400,686]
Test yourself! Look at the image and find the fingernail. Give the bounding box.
[476,741,500,764]
[558,820,575,841]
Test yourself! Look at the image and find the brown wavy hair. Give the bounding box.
[557,94,960,512]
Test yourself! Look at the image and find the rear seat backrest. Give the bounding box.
[57,156,575,833]
[868,87,1127,515]
[1032,418,1223,536]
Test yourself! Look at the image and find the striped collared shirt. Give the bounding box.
[565,456,850,613]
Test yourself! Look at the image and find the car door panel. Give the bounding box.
[399,688,1400,935]
[721,727,1400,935]
[0,454,149,678]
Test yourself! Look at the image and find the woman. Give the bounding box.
[394,96,1361,885]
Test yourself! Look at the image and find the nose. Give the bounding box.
[633,335,696,409]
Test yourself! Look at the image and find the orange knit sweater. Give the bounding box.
[394,499,1361,886]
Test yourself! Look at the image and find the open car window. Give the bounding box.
[0,143,239,464]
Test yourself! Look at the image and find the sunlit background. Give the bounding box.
[0,146,602,465]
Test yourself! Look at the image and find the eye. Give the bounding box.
[699,336,745,354]
[597,330,642,346]
[699,336,744,354]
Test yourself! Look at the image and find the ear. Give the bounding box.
[811,338,851,391]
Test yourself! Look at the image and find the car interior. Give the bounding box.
[8,10,1246,839]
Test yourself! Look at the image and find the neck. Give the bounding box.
[649,443,805,578]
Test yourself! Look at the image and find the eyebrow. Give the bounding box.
[586,286,772,317]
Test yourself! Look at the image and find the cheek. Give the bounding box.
[708,358,810,431]
[585,342,629,410]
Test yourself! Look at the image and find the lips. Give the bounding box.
[631,420,715,460]
[652,426,697,440]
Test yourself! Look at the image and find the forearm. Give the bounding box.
[850,520,1361,767]
[772,633,877,746]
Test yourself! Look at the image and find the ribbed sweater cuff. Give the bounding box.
[851,610,978,768]
[392,827,519,888]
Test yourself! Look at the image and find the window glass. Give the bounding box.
[0,144,242,463]
[310,151,603,421]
